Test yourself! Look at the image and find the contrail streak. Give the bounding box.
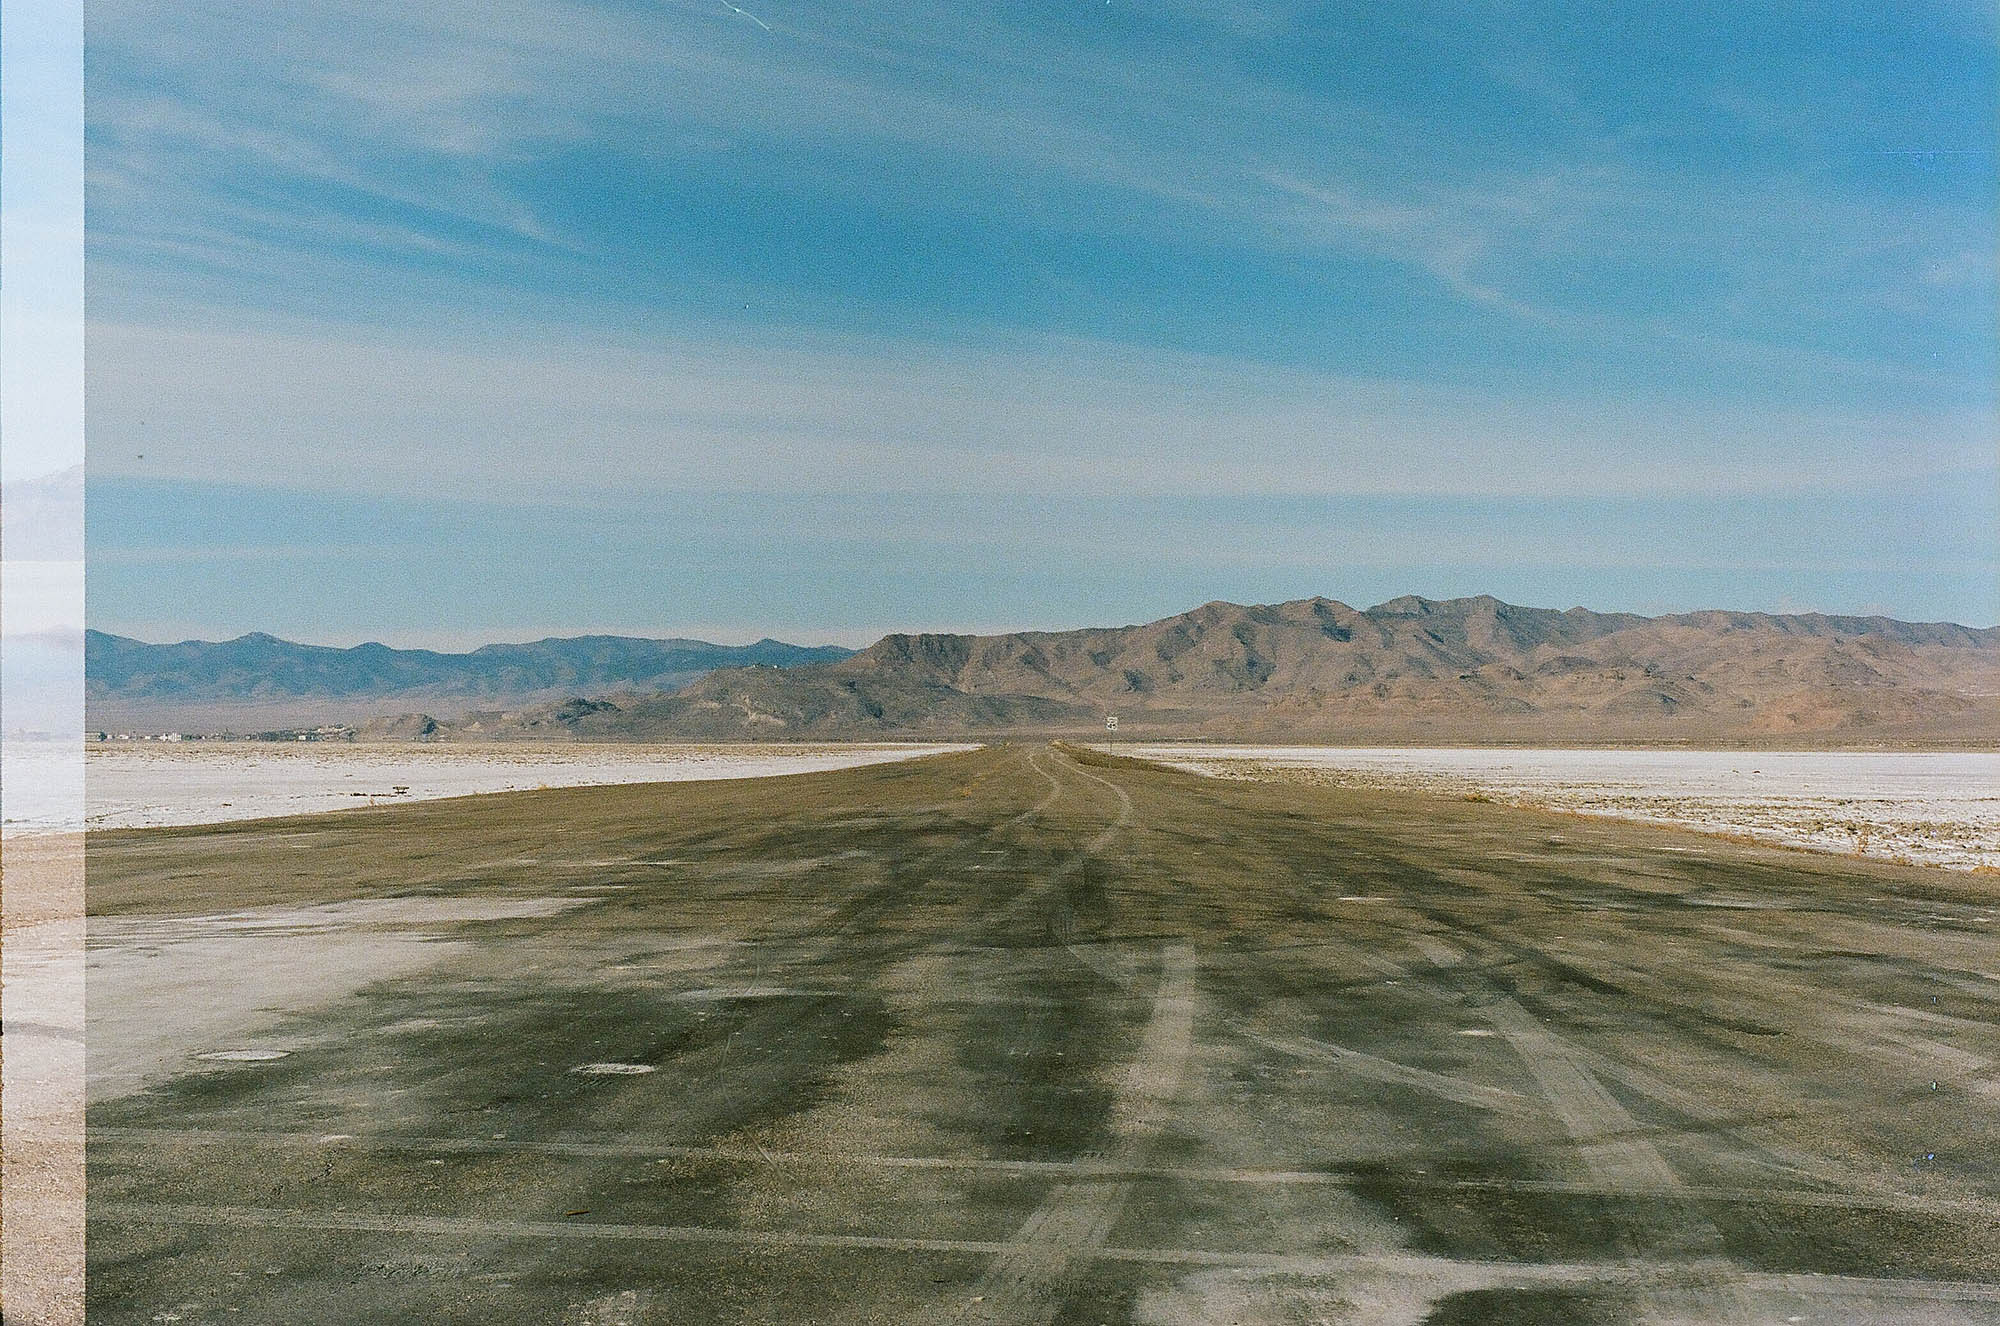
[720,0,771,31]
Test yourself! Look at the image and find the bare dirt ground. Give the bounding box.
[81,745,2000,1323]
[3,833,86,1326]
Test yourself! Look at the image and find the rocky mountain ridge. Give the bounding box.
[408,595,2000,745]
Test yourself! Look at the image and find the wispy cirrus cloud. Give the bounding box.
[88,0,1992,395]
[80,0,1998,633]
[88,316,1994,502]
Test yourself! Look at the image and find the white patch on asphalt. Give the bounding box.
[89,896,604,1104]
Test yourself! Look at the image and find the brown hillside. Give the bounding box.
[504,595,2000,745]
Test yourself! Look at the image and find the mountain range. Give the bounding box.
[371,595,1999,747]
[85,630,852,731]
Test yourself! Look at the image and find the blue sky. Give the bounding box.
[84,0,1997,643]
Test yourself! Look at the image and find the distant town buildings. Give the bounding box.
[93,725,358,743]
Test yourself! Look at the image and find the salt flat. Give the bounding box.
[81,741,976,831]
[1105,745,2000,871]
[2,736,84,835]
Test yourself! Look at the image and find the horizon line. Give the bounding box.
[86,590,2000,654]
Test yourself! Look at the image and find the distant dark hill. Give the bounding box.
[85,630,852,730]
[514,595,2000,746]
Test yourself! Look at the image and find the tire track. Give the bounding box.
[1388,928,1865,1190]
[947,942,1197,1326]
[1061,755,1135,855]
[1477,996,1684,1190]
[1242,1029,1539,1116]
[1393,937,1690,1193]
[1020,751,1064,822]
[729,746,1062,966]
[982,748,1131,949]
[1420,948,1769,1318]
[90,1204,2000,1305]
[88,1128,2000,1217]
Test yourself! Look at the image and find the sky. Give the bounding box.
[80,0,1998,646]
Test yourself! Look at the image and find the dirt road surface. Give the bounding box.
[83,745,2000,1323]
